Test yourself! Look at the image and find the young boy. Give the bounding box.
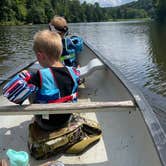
[3,30,80,130]
[49,16,83,67]
[32,30,80,130]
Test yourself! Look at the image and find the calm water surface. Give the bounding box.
[0,21,166,128]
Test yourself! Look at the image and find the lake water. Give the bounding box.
[0,21,166,130]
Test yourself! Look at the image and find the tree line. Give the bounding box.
[0,0,165,25]
[105,0,165,22]
[104,0,156,20]
[0,0,108,25]
[154,0,166,22]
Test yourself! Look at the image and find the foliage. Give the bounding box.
[105,0,165,22]
[104,0,155,20]
[0,0,165,25]
[0,0,108,25]
[155,0,166,22]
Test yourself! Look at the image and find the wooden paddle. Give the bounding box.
[0,59,37,86]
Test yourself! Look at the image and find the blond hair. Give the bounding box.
[50,16,67,29]
[33,30,62,60]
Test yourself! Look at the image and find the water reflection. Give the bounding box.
[0,25,46,77]
[71,21,166,114]
[146,22,166,96]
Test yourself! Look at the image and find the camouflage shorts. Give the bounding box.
[28,114,102,159]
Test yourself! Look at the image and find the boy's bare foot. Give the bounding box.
[0,159,8,166]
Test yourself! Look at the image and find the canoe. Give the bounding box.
[0,41,166,166]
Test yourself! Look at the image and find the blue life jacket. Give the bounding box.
[61,36,83,67]
[35,67,79,104]
[61,37,76,67]
[70,36,83,54]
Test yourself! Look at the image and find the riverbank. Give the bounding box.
[0,18,152,26]
[0,21,25,26]
[108,17,151,22]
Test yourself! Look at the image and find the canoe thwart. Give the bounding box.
[0,100,135,115]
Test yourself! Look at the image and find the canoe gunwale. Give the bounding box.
[84,41,166,166]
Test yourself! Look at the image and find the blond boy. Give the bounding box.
[31,30,79,130]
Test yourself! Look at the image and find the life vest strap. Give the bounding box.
[48,92,78,103]
[61,53,75,61]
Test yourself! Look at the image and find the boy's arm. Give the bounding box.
[3,70,38,105]
[28,70,40,87]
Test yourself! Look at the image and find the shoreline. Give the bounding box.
[0,18,151,26]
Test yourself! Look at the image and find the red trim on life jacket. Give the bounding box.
[48,92,78,103]
[72,67,80,76]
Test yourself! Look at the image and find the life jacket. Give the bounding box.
[70,35,83,54]
[61,37,76,66]
[35,67,79,104]
[61,36,83,67]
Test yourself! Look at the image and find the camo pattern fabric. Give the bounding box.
[28,114,102,159]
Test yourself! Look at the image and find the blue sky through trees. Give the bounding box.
[80,0,137,7]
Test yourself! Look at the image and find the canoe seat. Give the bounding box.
[79,58,104,78]
[29,58,104,78]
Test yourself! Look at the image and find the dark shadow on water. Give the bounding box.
[148,21,166,67]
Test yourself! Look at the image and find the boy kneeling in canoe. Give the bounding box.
[3,30,101,159]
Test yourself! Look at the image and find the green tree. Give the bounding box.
[0,0,15,22]
[27,5,46,23]
[155,0,166,22]
[125,8,148,18]
[12,0,27,21]
[0,0,109,25]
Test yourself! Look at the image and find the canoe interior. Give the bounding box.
[0,43,162,166]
